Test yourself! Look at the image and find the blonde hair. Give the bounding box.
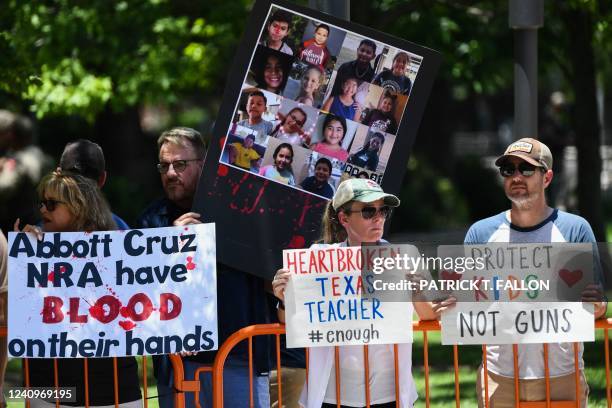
[38,171,116,232]
[319,201,352,244]
[157,127,206,158]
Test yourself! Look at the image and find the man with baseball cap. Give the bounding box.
[465,137,606,407]
[59,139,129,229]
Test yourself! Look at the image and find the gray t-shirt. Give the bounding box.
[236,119,273,137]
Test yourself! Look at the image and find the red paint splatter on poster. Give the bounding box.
[186,256,196,270]
[218,164,229,177]
[119,320,136,331]
[119,307,130,318]
[287,235,305,249]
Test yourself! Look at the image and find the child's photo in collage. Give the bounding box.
[221,5,424,200]
[299,152,344,199]
[347,126,396,173]
[259,137,310,187]
[309,112,357,162]
[282,61,329,109]
[270,98,319,146]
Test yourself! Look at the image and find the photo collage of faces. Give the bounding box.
[219,5,423,200]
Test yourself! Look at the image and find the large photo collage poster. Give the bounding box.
[219,5,423,199]
[195,0,440,278]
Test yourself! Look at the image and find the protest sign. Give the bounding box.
[7,224,217,358]
[283,246,413,348]
[436,243,595,302]
[441,302,594,345]
[437,243,596,344]
[193,0,441,279]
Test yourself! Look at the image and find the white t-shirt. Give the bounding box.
[299,242,418,408]
[464,209,597,378]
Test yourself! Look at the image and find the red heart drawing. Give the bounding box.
[559,269,583,287]
[440,270,462,281]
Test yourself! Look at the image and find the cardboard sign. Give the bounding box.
[193,0,441,278]
[7,224,217,358]
[437,243,596,344]
[436,243,595,302]
[283,246,413,348]
[441,302,594,345]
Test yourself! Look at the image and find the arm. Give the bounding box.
[413,296,457,321]
[228,143,238,165]
[352,102,362,122]
[322,96,333,113]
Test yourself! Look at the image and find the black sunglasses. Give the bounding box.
[499,162,544,177]
[156,159,201,174]
[39,199,64,212]
[345,206,393,220]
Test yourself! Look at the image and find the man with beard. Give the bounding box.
[464,138,606,407]
[138,127,271,408]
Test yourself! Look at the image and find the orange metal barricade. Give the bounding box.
[166,319,612,408]
[5,319,612,408]
[4,321,151,408]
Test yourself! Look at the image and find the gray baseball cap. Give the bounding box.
[332,178,400,210]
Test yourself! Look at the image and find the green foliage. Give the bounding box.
[391,155,470,232]
[351,0,514,97]
[0,0,251,120]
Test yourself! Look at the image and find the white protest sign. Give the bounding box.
[283,245,414,348]
[437,243,596,344]
[7,224,217,358]
[437,243,594,302]
[441,302,594,345]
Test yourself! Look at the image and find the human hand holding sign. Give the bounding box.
[13,218,43,241]
[581,283,607,319]
[273,268,291,324]
[273,268,291,302]
[173,212,201,226]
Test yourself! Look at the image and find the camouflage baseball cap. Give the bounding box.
[332,178,400,210]
[495,137,553,170]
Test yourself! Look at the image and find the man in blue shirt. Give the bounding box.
[465,137,606,407]
[138,127,272,408]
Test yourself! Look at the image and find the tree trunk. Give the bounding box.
[559,5,605,241]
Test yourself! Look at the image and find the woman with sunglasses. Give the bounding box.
[14,171,142,408]
[272,178,455,408]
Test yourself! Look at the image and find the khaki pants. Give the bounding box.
[477,366,589,408]
[269,367,307,408]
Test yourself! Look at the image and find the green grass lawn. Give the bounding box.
[411,330,611,407]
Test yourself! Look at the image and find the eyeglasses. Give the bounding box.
[39,199,64,212]
[499,162,544,177]
[345,206,393,220]
[156,159,201,174]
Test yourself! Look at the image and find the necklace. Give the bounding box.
[354,62,369,79]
